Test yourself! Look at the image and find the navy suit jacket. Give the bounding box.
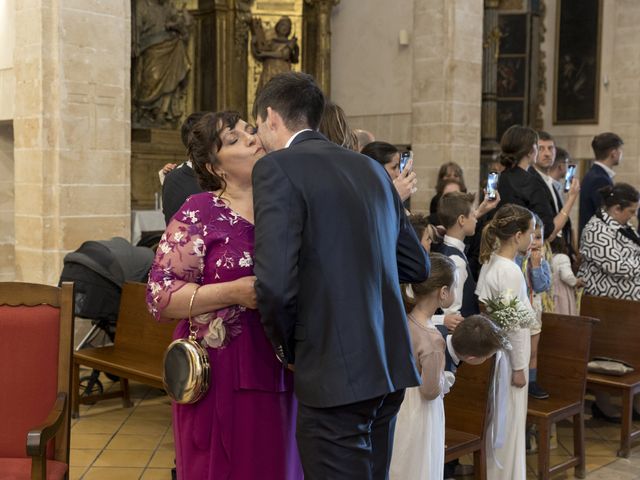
[579,164,613,237]
[252,131,429,408]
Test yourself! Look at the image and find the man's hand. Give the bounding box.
[393,158,417,201]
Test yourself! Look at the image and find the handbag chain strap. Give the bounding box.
[188,285,202,342]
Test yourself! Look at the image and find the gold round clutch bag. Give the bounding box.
[163,337,210,404]
[162,285,210,404]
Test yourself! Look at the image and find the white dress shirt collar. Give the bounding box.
[443,235,466,253]
[285,129,313,148]
[594,161,616,178]
[446,335,461,367]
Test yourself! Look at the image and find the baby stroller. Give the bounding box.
[59,237,154,398]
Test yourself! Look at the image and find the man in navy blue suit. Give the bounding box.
[579,132,624,237]
[252,72,429,480]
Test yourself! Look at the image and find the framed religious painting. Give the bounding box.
[496,13,529,140]
[553,0,602,124]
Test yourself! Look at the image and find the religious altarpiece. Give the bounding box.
[130,0,336,210]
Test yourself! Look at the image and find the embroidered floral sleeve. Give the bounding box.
[146,206,207,321]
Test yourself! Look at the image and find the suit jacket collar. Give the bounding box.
[288,130,328,147]
[592,162,615,179]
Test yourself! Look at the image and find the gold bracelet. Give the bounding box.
[188,285,201,321]
[560,210,569,218]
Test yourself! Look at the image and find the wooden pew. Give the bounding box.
[71,282,175,417]
[526,313,596,480]
[444,357,495,480]
[580,295,640,458]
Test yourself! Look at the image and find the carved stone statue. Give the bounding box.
[132,0,193,128]
[250,16,300,92]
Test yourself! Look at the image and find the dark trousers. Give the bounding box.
[296,389,406,480]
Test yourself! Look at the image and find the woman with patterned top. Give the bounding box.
[579,183,640,301]
[146,111,302,480]
[579,182,640,423]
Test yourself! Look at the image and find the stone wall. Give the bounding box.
[331,0,483,213]
[541,0,640,189]
[13,0,131,284]
[330,0,413,145]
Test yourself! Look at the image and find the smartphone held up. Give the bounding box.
[486,172,499,200]
[564,164,577,192]
[399,151,413,173]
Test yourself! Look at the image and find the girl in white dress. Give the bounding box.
[390,253,458,480]
[476,204,536,480]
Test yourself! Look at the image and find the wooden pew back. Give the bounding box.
[114,282,175,355]
[537,313,596,402]
[445,356,495,437]
[580,295,640,368]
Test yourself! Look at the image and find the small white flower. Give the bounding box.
[239,252,253,268]
[159,242,171,254]
[204,317,226,348]
[183,209,199,224]
[149,282,161,295]
[173,231,184,242]
[193,238,205,256]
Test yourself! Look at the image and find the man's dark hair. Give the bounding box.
[181,111,207,148]
[554,147,570,166]
[252,72,325,131]
[537,131,555,145]
[591,132,623,160]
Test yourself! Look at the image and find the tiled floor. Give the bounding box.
[70,372,174,479]
[71,375,640,479]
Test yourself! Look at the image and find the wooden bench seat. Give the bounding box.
[580,295,640,458]
[72,282,175,417]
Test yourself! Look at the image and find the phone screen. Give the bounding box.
[487,172,499,200]
[399,151,412,173]
[564,164,576,192]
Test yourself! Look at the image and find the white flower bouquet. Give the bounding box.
[482,289,535,332]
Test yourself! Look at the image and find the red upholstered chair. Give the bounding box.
[0,282,74,480]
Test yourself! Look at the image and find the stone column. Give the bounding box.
[13,0,131,284]
[410,0,484,212]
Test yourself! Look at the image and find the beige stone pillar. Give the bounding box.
[0,124,15,281]
[13,0,131,284]
[410,0,484,212]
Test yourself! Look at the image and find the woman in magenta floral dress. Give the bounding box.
[147,111,302,480]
